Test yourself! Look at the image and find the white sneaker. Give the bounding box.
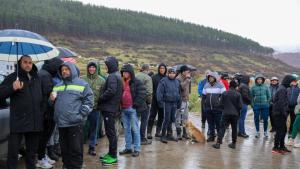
[45,155,56,165]
[255,132,260,138]
[294,143,300,148]
[264,132,268,138]
[286,139,295,146]
[36,158,53,169]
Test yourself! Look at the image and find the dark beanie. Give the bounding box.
[168,68,176,73]
[180,65,190,73]
[230,80,238,88]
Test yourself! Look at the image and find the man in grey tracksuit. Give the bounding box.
[51,62,94,169]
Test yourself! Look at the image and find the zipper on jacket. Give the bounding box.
[210,94,212,110]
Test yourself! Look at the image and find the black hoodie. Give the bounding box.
[152,63,167,100]
[121,64,147,112]
[273,75,296,117]
[38,57,63,119]
[98,56,123,113]
[0,56,43,133]
[238,75,251,105]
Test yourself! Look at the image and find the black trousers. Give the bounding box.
[7,132,40,169]
[148,99,164,134]
[59,125,83,169]
[288,106,296,134]
[217,115,238,144]
[201,98,207,124]
[102,111,118,158]
[140,105,150,139]
[37,119,56,160]
[273,115,287,149]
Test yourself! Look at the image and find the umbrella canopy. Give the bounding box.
[0,29,58,62]
[173,64,197,72]
[57,47,78,58]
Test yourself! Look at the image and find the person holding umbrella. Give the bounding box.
[0,55,43,169]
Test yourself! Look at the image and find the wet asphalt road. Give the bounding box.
[3,112,300,169]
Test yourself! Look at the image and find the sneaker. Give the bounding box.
[102,156,118,166]
[206,137,215,142]
[264,132,268,138]
[294,143,300,148]
[141,138,152,145]
[132,151,140,157]
[167,135,178,142]
[99,154,110,161]
[155,133,161,138]
[147,133,153,139]
[228,143,236,149]
[286,139,295,146]
[212,143,220,149]
[36,158,53,169]
[238,133,249,138]
[45,155,56,165]
[88,148,97,156]
[281,147,292,153]
[272,148,283,155]
[161,136,168,144]
[119,149,132,155]
[255,132,260,138]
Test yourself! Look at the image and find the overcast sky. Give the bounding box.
[78,0,300,52]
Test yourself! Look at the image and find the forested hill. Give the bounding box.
[0,0,273,54]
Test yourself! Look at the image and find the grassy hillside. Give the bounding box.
[48,35,299,78]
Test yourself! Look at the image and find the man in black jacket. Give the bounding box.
[269,77,279,132]
[0,55,43,169]
[36,57,63,168]
[98,56,123,166]
[237,75,251,138]
[147,63,167,139]
[272,75,295,154]
[119,64,147,157]
[287,79,300,137]
[212,81,243,149]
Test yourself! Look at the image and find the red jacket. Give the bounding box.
[221,79,229,91]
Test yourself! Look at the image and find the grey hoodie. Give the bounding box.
[53,62,94,127]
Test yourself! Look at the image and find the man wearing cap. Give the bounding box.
[136,64,153,145]
[156,68,181,143]
[269,77,279,132]
[176,65,192,140]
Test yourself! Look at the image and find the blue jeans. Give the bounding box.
[253,105,269,132]
[206,109,222,137]
[121,107,141,152]
[239,104,248,134]
[88,110,100,149]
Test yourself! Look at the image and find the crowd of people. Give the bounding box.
[0,55,300,169]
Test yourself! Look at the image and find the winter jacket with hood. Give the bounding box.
[97,56,123,113]
[221,87,243,116]
[53,62,94,127]
[38,57,63,120]
[156,75,181,109]
[121,64,147,112]
[273,75,296,117]
[198,78,207,97]
[202,72,226,112]
[238,75,251,105]
[250,74,271,107]
[152,63,167,100]
[82,61,105,110]
[287,85,300,107]
[136,71,153,104]
[0,56,43,133]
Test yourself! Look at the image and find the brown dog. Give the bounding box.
[186,120,206,143]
